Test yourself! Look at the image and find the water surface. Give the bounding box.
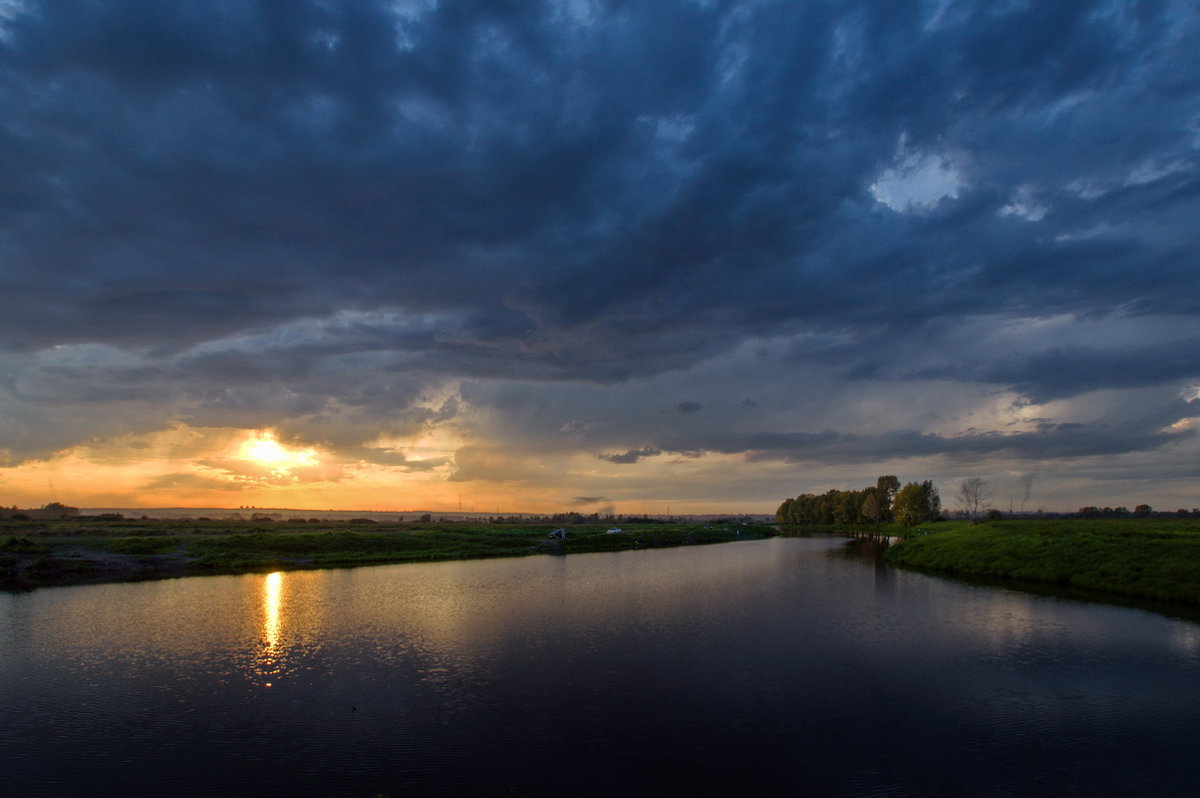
[3,536,1198,796]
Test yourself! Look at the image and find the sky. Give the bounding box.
[1,0,1198,515]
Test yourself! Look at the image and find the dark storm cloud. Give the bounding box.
[1,0,1197,473]
[642,411,1198,466]
[598,447,662,465]
[587,390,1199,467]
[915,336,1200,402]
[736,413,1195,464]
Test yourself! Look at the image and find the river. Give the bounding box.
[3,535,1199,796]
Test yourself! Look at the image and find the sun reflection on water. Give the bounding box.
[255,571,285,686]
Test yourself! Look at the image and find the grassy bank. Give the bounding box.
[885,518,1200,604]
[0,516,777,591]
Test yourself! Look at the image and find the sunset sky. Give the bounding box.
[1,0,1198,514]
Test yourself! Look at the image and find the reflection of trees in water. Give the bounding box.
[832,535,896,568]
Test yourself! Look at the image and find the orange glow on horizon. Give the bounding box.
[0,424,784,515]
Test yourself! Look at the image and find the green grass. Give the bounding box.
[183,528,538,568]
[0,535,51,554]
[885,518,1200,604]
[182,524,778,567]
[99,536,183,555]
[0,518,778,588]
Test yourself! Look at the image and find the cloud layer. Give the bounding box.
[1,0,1197,511]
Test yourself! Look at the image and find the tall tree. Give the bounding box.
[957,477,993,521]
[861,492,885,524]
[894,481,941,526]
[875,475,900,522]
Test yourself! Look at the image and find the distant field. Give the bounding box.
[885,518,1200,604]
[0,516,777,590]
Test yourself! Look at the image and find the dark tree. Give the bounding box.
[894,481,941,526]
[861,492,885,524]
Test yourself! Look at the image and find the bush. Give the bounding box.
[0,536,48,554]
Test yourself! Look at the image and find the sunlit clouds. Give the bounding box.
[1,1,1197,513]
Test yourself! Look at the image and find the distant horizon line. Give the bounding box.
[73,505,775,518]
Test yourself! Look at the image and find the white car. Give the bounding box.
[606,527,622,534]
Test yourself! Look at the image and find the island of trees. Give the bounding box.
[775,476,941,527]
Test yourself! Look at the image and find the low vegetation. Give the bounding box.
[11,499,1199,608]
[0,516,776,591]
[885,518,1200,604]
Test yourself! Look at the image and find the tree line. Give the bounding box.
[777,475,1198,527]
[775,476,941,527]
[1074,505,1200,518]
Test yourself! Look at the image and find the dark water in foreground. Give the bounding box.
[3,536,1199,796]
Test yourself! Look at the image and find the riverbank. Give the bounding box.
[0,517,777,591]
[884,518,1200,604]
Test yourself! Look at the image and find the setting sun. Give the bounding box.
[239,433,318,475]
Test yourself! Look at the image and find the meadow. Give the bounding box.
[884,517,1200,604]
[0,515,776,590]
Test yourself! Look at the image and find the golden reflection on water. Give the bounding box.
[255,571,285,686]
